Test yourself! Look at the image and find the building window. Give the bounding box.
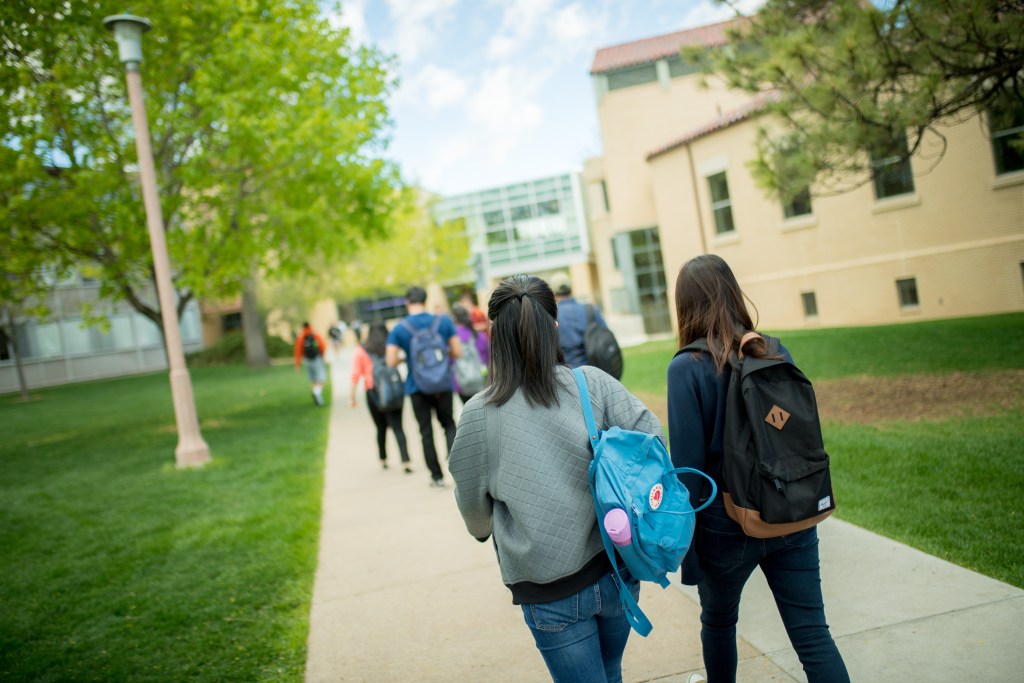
[896,277,919,308]
[537,199,559,216]
[629,228,672,334]
[707,172,735,234]
[221,312,242,333]
[989,95,1024,175]
[606,63,659,91]
[783,187,813,218]
[510,204,532,220]
[600,180,610,211]
[870,132,915,199]
[483,209,505,226]
[801,291,818,318]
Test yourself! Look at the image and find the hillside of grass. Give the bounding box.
[0,365,330,681]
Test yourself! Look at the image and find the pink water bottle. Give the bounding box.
[604,508,632,546]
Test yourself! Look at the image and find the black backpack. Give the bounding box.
[678,332,835,538]
[583,304,623,380]
[370,352,405,412]
[302,333,321,360]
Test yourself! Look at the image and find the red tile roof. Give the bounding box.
[590,19,740,75]
[646,91,782,161]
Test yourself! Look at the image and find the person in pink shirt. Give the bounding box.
[350,322,412,472]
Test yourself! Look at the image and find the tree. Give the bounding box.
[259,188,471,329]
[689,0,1024,199]
[0,0,400,366]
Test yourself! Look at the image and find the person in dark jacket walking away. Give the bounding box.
[667,254,849,683]
[551,274,609,369]
[449,274,663,683]
[386,286,462,488]
[350,322,412,473]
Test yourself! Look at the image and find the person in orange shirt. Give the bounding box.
[460,288,488,336]
[294,322,328,406]
[350,322,412,472]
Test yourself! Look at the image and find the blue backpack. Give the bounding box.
[402,316,452,395]
[573,368,716,637]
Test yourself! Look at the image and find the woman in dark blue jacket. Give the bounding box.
[667,254,849,683]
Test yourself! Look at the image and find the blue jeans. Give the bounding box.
[521,570,639,683]
[696,504,849,683]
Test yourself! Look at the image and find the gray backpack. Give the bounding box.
[453,337,486,396]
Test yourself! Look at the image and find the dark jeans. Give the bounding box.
[366,394,409,464]
[696,503,849,683]
[521,570,639,683]
[409,390,456,481]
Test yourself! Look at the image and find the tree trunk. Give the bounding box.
[242,279,269,368]
[5,308,31,401]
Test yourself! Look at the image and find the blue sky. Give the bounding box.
[328,0,762,196]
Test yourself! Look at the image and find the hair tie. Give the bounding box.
[516,291,528,301]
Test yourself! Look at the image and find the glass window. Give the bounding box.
[510,204,532,220]
[16,322,63,359]
[896,278,919,308]
[486,228,510,245]
[666,57,698,79]
[989,95,1024,175]
[707,172,735,234]
[801,291,818,318]
[483,210,505,227]
[600,180,610,211]
[537,199,559,216]
[135,315,163,347]
[607,64,659,91]
[870,132,915,199]
[783,187,813,218]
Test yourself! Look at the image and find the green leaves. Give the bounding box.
[691,0,1024,196]
[2,0,400,331]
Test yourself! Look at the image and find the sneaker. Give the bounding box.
[403,466,413,474]
[430,478,446,488]
[687,674,707,683]
[381,461,389,470]
[313,393,324,407]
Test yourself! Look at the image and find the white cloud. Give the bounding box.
[385,0,461,63]
[467,66,544,161]
[397,64,470,111]
[324,0,370,45]
[417,133,477,190]
[679,0,765,29]
[486,0,558,59]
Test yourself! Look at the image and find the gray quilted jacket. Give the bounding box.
[449,365,664,587]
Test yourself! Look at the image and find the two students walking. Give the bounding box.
[449,260,848,683]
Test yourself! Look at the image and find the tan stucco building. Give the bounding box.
[584,20,1024,335]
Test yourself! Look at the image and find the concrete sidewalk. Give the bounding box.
[306,346,1024,682]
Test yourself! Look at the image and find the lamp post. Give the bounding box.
[104,14,211,468]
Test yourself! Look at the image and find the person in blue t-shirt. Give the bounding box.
[552,275,608,368]
[386,286,462,488]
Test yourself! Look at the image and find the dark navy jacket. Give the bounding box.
[666,341,793,584]
[556,297,608,368]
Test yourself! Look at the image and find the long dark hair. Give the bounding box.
[451,303,477,340]
[486,274,566,408]
[362,322,389,357]
[674,254,772,374]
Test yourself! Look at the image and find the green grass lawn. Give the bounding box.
[1,364,330,682]
[621,312,1024,588]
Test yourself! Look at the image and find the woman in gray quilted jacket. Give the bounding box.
[449,274,663,683]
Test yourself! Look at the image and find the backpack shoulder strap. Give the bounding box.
[575,366,654,636]
[430,314,443,334]
[572,368,599,448]
[401,318,416,335]
[585,304,595,326]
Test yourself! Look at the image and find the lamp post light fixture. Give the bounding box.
[104,13,211,468]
